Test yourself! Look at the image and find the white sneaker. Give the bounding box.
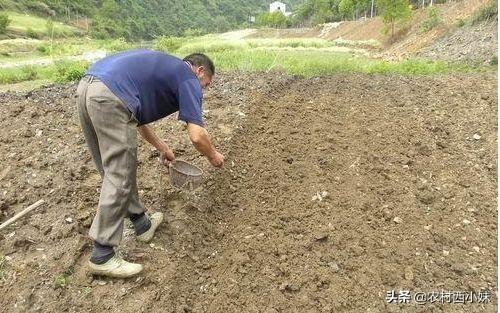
[88,255,143,278]
[136,212,164,243]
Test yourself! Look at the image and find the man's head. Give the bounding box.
[183,53,215,89]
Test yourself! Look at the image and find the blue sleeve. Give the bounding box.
[177,79,203,126]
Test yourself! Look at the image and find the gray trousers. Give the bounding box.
[77,75,145,247]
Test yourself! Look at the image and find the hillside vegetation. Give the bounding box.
[0,0,303,40]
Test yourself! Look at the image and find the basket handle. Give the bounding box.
[159,156,174,172]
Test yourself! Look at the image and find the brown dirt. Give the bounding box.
[377,0,492,60]
[0,71,497,312]
[417,20,498,64]
[248,0,493,61]
[322,19,386,42]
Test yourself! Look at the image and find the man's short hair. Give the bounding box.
[183,53,215,76]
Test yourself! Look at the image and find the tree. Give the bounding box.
[256,12,290,28]
[0,13,10,34]
[377,0,412,37]
[338,0,355,20]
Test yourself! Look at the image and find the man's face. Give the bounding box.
[194,66,213,89]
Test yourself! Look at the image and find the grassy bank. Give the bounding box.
[0,34,494,87]
[0,60,88,84]
[155,35,490,76]
[3,11,82,38]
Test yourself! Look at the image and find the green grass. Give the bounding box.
[154,35,489,76]
[157,36,367,55]
[0,60,88,84]
[0,38,133,69]
[0,37,134,85]
[0,32,493,87]
[35,38,134,57]
[0,38,41,54]
[2,11,81,37]
[207,50,478,76]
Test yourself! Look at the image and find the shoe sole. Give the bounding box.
[88,267,143,278]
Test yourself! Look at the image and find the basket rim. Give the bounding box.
[171,160,203,177]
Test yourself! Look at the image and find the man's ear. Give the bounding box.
[197,66,205,75]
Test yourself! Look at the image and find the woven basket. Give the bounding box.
[170,160,203,190]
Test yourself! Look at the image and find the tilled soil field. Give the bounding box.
[0,71,497,312]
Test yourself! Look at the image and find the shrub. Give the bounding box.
[421,7,442,33]
[55,61,88,82]
[256,11,291,28]
[103,38,131,52]
[26,27,39,39]
[183,28,204,37]
[490,55,497,66]
[471,0,497,25]
[36,44,51,55]
[154,36,184,53]
[456,19,465,27]
[0,65,39,84]
[0,12,10,34]
[21,65,38,80]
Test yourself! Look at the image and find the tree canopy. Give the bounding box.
[0,0,304,40]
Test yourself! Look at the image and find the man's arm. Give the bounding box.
[138,125,175,164]
[187,123,224,167]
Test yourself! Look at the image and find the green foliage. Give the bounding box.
[154,36,185,53]
[377,0,412,37]
[295,0,372,25]
[295,0,336,25]
[102,38,132,52]
[26,27,39,38]
[490,55,497,66]
[0,65,42,84]
[45,18,54,37]
[210,49,477,76]
[54,266,74,288]
[0,12,10,34]
[152,35,488,77]
[26,1,55,16]
[4,11,81,37]
[470,0,497,25]
[256,11,291,28]
[54,274,69,288]
[184,28,204,37]
[36,43,50,54]
[21,65,37,80]
[338,0,355,20]
[88,0,285,40]
[456,18,465,27]
[0,34,492,87]
[420,7,441,33]
[54,60,88,82]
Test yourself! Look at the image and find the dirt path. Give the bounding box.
[0,72,496,312]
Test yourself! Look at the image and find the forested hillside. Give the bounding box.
[0,0,304,40]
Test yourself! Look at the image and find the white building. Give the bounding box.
[270,1,292,16]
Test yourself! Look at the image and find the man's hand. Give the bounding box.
[187,123,224,167]
[159,142,175,166]
[138,125,175,166]
[208,151,225,167]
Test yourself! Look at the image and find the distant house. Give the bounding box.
[270,1,292,16]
